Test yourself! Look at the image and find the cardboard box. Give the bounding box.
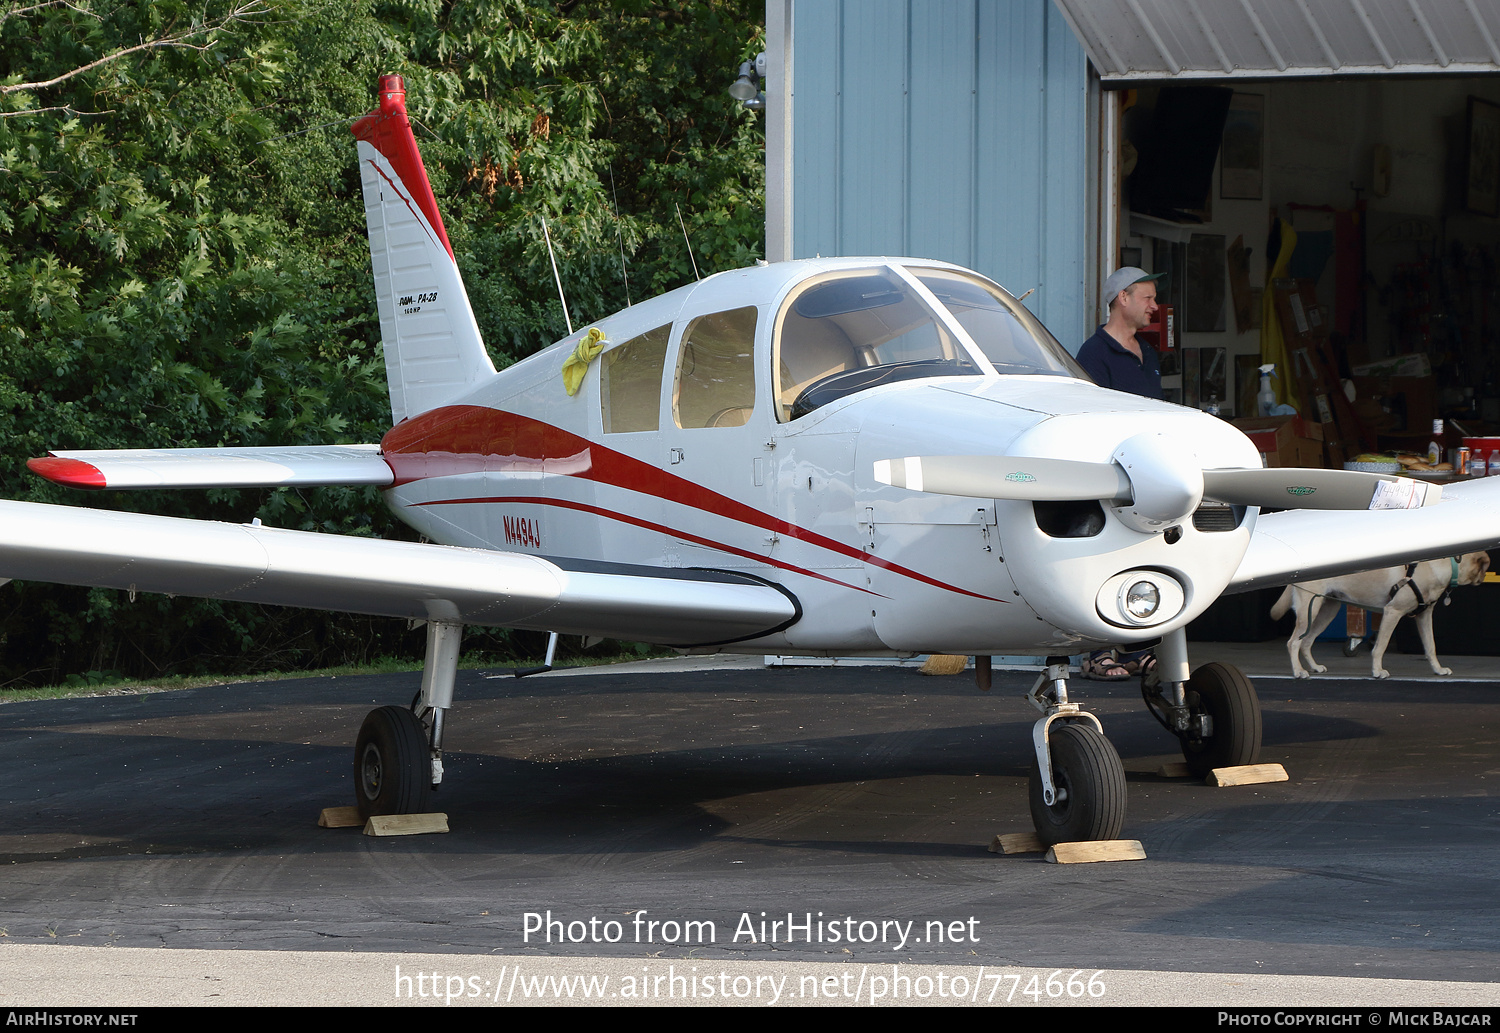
[1231,415,1325,468]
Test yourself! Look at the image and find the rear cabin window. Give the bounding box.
[601,324,670,433]
[673,306,758,429]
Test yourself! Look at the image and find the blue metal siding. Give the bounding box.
[792,0,1091,349]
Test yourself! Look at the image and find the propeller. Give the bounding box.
[874,452,1441,515]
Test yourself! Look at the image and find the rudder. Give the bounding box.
[352,75,495,423]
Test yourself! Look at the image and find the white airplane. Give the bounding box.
[7,75,1499,844]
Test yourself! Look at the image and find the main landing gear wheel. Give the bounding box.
[1179,662,1262,778]
[1028,723,1127,845]
[355,705,432,818]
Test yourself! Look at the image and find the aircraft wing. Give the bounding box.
[1226,475,1500,594]
[26,445,394,490]
[0,500,797,647]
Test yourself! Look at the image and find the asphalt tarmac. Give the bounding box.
[1,649,1497,1004]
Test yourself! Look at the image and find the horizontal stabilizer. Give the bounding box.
[28,446,393,491]
[0,500,797,647]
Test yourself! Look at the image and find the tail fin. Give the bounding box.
[352,75,495,424]
[1269,585,1293,620]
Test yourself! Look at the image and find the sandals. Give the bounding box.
[1082,655,1133,680]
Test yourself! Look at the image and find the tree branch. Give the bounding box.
[0,103,115,119]
[0,1,271,95]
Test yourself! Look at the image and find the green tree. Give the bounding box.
[0,0,766,685]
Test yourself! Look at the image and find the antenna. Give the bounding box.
[608,167,631,306]
[541,218,574,336]
[675,202,701,282]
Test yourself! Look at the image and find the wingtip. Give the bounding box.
[27,456,106,489]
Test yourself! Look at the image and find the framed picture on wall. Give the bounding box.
[1220,93,1264,201]
[1465,96,1500,217]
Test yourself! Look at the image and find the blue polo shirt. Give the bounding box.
[1077,325,1163,400]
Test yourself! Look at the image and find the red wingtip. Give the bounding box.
[351,74,455,262]
[28,456,106,489]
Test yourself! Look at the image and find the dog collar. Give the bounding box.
[1450,556,1460,589]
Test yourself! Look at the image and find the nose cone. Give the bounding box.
[1110,431,1205,533]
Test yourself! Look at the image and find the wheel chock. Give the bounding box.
[1044,839,1146,864]
[1156,762,1192,778]
[989,832,1045,854]
[363,812,450,837]
[1208,763,1288,787]
[318,806,363,828]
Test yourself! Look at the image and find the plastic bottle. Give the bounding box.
[1257,364,1278,417]
[1205,394,1220,417]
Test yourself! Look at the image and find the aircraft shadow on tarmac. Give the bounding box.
[4,666,1478,870]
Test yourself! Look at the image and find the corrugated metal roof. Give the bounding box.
[1053,0,1500,79]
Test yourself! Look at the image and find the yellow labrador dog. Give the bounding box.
[1270,552,1490,679]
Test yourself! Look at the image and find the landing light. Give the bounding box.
[1096,570,1185,628]
[1125,581,1160,620]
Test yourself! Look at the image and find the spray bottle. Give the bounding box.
[1257,364,1279,417]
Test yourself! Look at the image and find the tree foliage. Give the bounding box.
[0,0,765,684]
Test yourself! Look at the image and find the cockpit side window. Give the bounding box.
[673,306,759,429]
[774,268,978,422]
[601,323,671,433]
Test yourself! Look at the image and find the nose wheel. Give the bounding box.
[1024,656,1128,845]
[1027,722,1127,845]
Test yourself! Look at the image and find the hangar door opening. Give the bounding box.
[1059,0,1500,465]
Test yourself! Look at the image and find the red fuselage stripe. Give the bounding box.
[382,405,1002,603]
[417,495,886,598]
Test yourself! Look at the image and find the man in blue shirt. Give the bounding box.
[1080,266,1167,679]
[1077,266,1166,400]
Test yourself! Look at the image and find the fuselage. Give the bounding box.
[377,258,1263,656]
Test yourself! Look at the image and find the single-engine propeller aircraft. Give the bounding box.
[7,76,1500,844]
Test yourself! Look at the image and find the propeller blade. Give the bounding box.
[874,455,1132,501]
[1201,468,1442,510]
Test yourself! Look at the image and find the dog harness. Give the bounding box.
[1386,557,1461,615]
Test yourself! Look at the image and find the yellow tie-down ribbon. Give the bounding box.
[561,326,607,396]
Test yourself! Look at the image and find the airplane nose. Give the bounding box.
[1109,432,1203,533]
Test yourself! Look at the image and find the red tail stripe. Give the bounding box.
[382,405,1003,603]
[351,74,455,262]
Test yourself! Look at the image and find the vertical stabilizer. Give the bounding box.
[352,75,496,423]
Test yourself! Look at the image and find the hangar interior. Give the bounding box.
[1119,74,1500,453]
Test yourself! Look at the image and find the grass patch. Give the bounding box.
[0,648,679,704]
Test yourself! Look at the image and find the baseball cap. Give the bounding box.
[1103,266,1165,300]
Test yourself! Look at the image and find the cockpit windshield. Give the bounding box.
[909,267,1087,380]
[774,265,1086,421]
[774,267,980,421]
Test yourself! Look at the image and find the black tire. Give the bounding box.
[1180,662,1262,777]
[1028,722,1127,845]
[355,706,432,818]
